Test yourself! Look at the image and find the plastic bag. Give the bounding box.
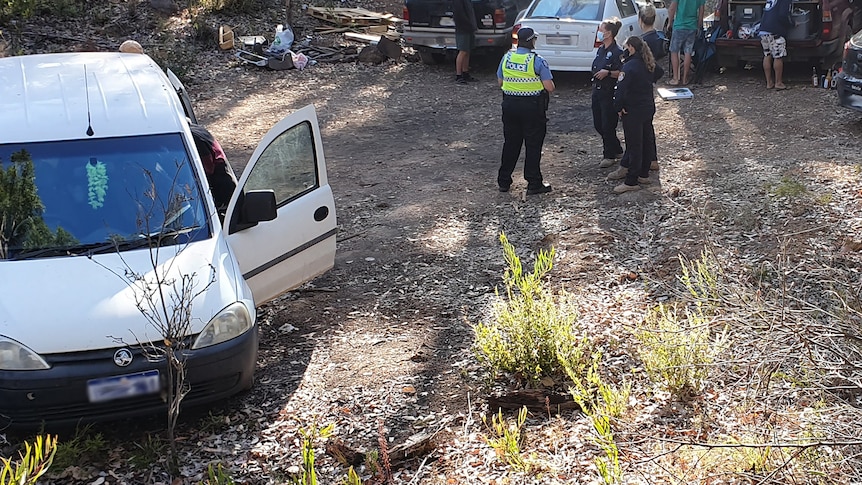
[290,51,309,70]
[269,24,294,54]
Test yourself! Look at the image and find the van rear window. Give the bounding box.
[0,134,210,260]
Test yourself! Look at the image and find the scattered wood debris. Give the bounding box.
[486,389,581,415]
[307,7,403,27]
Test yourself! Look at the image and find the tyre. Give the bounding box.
[418,49,446,65]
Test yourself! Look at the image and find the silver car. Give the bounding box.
[514,0,668,71]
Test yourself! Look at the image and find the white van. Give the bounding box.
[0,52,337,427]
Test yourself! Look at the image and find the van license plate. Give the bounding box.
[439,17,455,27]
[87,370,161,403]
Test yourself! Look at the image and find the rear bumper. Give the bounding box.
[403,27,512,50]
[715,36,843,64]
[533,48,595,72]
[836,72,862,112]
[0,326,258,429]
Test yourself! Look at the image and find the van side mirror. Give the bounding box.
[229,190,277,233]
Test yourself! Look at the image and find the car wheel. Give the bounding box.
[418,49,445,65]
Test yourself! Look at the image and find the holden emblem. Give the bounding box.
[113,348,133,367]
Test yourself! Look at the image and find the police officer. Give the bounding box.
[496,27,556,195]
[612,36,658,194]
[592,17,624,168]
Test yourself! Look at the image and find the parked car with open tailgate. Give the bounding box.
[403,0,534,63]
[714,0,861,67]
[513,0,668,71]
[0,52,337,428]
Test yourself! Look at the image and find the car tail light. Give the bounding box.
[594,26,602,48]
[512,23,521,47]
[402,6,409,22]
[822,10,832,37]
[495,8,506,29]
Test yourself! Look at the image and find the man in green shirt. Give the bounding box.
[667,0,705,85]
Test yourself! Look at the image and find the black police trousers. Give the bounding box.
[498,95,547,190]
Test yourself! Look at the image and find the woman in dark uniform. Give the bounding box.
[591,17,624,168]
[612,35,658,194]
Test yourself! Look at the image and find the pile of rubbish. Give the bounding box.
[221,7,403,71]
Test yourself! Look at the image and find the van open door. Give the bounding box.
[224,104,337,305]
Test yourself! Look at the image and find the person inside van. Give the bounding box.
[189,124,237,218]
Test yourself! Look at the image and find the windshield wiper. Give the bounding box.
[88,226,202,255]
[10,226,201,260]
[9,240,142,260]
[9,247,78,260]
[529,15,560,19]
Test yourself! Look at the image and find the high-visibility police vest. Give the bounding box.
[501,52,544,96]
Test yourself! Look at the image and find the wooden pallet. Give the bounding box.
[307,7,402,26]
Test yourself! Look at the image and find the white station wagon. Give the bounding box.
[0,52,336,427]
[514,0,668,71]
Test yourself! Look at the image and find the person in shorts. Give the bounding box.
[759,0,793,89]
[667,0,705,85]
[453,0,478,84]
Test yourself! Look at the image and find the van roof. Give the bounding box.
[0,52,186,144]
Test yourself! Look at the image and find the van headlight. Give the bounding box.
[192,302,252,349]
[0,336,50,370]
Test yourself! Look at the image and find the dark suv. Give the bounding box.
[402,0,533,64]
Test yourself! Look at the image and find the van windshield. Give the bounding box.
[0,134,211,261]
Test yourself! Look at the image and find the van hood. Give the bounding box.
[0,237,247,355]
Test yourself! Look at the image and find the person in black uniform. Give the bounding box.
[612,35,658,194]
[607,8,666,181]
[639,4,668,61]
[592,18,625,169]
[496,27,556,195]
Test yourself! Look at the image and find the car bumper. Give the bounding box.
[715,36,843,63]
[403,27,512,50]
[533,48,596,72]
[836,73,862,113]
[0,326,258,428]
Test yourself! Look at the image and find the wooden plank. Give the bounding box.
[344,32,380,44]
[315,27,352,34]
[307,6,403,26]
[364,25,389,34]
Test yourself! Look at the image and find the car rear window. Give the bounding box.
[528,0,605,20]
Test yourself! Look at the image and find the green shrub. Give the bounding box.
[678,248,722,305]
[198,463,236,485]
[769,176,807,198]
[292,422,334,485]
[0,0,85,21]
[474,232,592,384]
[51,425,106,471]
[482,406,531,472]
[567,360,626,485]
[635,303,726,400]
[1,435,57,485]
